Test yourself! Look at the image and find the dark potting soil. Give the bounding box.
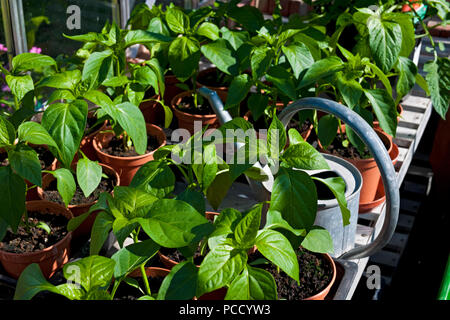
[176,95,215,116]
[34,145,56,169]
[0,146,55,169]
[249,247,333,300]
[0,211,68,254]
[113,274,165,300]
[101,134,160,157]
[324,131,372,160]
[287,118,312,138]
[43,173,115,206]
[198,70,232,88]
[159,246,207,266]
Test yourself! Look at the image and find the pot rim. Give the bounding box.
[170,90,221,119]
[0,200,73,259]
[92,123,167,161]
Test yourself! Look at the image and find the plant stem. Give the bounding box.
[140,263,151,296]
[409,3,438,61]
[110,280,121,299]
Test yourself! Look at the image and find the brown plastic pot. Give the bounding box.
[358,142,399,213]
[92,123,167,186]
[139,94,164,125]
[319,126,392,206]
[171,90,227,134]
[36,163,120,240]
[0,200,73,279]
[128,266,170,279]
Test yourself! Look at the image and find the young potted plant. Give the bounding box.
[0,117,74,279]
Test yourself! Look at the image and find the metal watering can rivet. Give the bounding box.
[198,87,399,261]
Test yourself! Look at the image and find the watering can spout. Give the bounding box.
[197,88,400,261]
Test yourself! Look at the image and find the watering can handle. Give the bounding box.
[198,88,399,260]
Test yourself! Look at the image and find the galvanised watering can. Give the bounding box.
[198,87,399,260]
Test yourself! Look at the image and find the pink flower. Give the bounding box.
[0,44,7,52]
[29,47,42,54]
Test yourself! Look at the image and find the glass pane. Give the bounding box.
[22,0,119,57]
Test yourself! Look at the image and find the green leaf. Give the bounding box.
[0,116,16,148]
[367,14,402,73]
[415,73,430,96]
[175,188,205,215]
[335,73,363,109]
[247,93,268,122]
[297,56,344,89]
[288,128,304,145]
[208,208,242,249]
[37,70,81,91]
[12,53,56,73]
[41,100,88,168]
[67,211,90,232]
[123,30,172,48]
[312,176,350,226]
[101,101,147,155]
[111,239,160,279]
[424,58,450,119]
[268,115,287,156]
[206,165,233,210]
[384,13,415,58]
[197,22,219,41]
[201,39,237,76]
[197,243,247,297]
[282,42,314,79]
[17,122,58,149]
[318,115,339,149]
[364,61,393,97]
[255,229,299,282]
[264,209,306,237]
[166,7,189,34]
[225,265,277,300]
[0,166,26,232]
[5,75,34,102]
[301,226,334,254]
[90,211,114,255]
[221,27,249,50]
[76,157,102,198]
[8,144,42,186]
[251,47,274,80]
[270,168,317,230]
[130,160,175,198]
[168,36,201,82]
[225,73,252,110]
[281,142,330,170]
[227,5,264,33]
[81,49,113,89]
[157,261,198,300]
[49,168,76,207]
[364,89,397,136]
[14,264,83,300]
[395,56,417,105]
[101,75,129,88]
[139,199,213,248]
[148,17,170,37]
[265,65,297,100]
[201,143,218,192]
[234,204,262,248]
[63,255,115,292]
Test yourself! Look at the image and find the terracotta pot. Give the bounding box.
[373,104,403,133]
[319,127,393,206]
[139,94,164,125]
[0,200,73,279]
[171,91,227,134]
[163,74,184,106]
[303,253,337,300]
[358,142,399,213]
[128,266,170,279]
[36,163,120,240]
[158,212,219,270]
[92,123,167,186]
